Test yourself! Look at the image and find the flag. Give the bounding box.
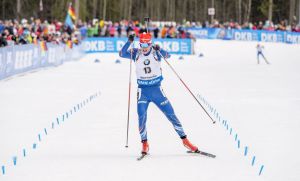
[68,4,76,20]
[67,40,73,49]
[65,13,74,29]
[33,37,38,45]
[40,41,48,52]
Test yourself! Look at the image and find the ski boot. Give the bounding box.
[182,137,198,152]
[141,140,149,155]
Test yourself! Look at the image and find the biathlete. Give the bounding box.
[256,43,270,64]
[119,32,199,155]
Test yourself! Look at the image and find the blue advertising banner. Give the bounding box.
[208,28,233,40]
[286,32,300,44]
[0,47,6,79]
[232,29,259,41]
[185,28,209,39]
[259,30,285,43]
[4,46,15,77]
[0,43,84,80]
[186,27,300,44]
[13,44,35,75]
[84,37,193,54]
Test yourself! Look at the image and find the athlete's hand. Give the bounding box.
[128,33,135,43]
[152,44,160,51]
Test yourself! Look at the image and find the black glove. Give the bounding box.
[128,33,135,43]
[152,44,160,51]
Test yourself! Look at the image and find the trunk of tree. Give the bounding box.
[122,0,127,20]
[238,0,242,24]
[298,0,300,25]
[128,0,132,20]
[172,0,176,21]
[151,0,155,20]
[289,0,296,24]
[75,0,79,23]
[17,0,21,20]
[2,0,5,20]
[203,0,207,22]
[268,0,273,22]
[92,0,97,18]
[103,0,107,20]
[222,0,226,22]
[182,0,187,21]
[216,0,222,22]
[215,0,218,21]
[157,0,161,21]
[195,0,199,22]
[81,0,87,22]
[165,0,169,20]
[246,0,252,23]
[155,0,158,20]
[211,0,215,23]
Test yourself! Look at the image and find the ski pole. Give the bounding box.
[144,17,150,32]
[125,42,134,148]
[157,51,216,124]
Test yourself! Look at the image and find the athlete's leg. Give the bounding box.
[151,87,186,138]
[261,53,270,64]
[137,89,150,141]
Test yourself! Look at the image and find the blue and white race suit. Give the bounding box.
[119,41,187,141]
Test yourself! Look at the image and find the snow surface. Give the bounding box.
[0,39,299,181]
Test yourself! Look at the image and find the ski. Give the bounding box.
[137,153,148,161]
[137,150,215,160]
[187,150,216,158]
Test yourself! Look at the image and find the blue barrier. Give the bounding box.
[186,27,300,44]
[0,43,84,80]
[196,93,265,176]
[84,37,193,54]
[0,91,100,177]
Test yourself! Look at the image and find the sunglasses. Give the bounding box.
[140,42,152,48]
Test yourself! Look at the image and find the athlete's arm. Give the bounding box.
[119,41,138,59]
[153,44,171,61]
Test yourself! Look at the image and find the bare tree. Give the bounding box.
[268,0,273,22]
[92,0,98,18]
[171,0,176,21]
[222,0,227,22]
[75,0,79,24]
[103,0,107,20]
[298,0,300,24]
[17,0,21,20]
[2,0,5,20]
[289,0,296,24]
[289,0,295,24]
[238,0,242,24]
[211,0,215,23]
[245,0,252,23]
[195,0,199,22]
[0,0,298,25]
[203,0,208,22]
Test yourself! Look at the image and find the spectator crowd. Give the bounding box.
[0,18,80,47]
[1,17,300,47]
[79,19,300,38]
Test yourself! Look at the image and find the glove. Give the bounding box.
[152,44,160,51]
[128,33,135,43]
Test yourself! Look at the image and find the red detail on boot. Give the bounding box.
[141,141,149,154]
[182,138,198,152]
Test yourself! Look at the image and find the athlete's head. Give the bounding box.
[139,32,152,54]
